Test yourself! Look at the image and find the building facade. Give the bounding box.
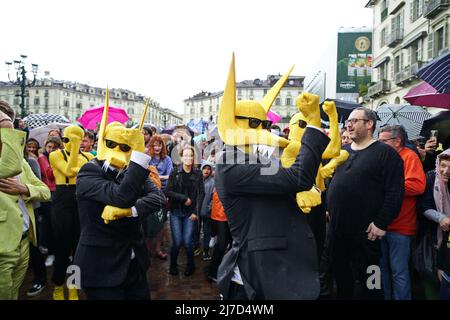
[364,0,450,109]
[0,77,181,128]
[183,91,223,124]
[183,74,304,127]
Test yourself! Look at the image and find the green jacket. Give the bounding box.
[0,129,51,252]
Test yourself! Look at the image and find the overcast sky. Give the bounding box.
[0,0,373,114]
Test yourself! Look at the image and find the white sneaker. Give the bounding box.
[45,255,55,267]
[39,246,49,255]
[209,236,217,248]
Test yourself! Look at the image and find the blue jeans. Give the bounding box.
[380,232,412,300]
[170,210,195,268]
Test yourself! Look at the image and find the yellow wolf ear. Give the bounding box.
[96,86,109,159]
[260,65,295,114]
[218,52,237,144]
[139,97,151,131]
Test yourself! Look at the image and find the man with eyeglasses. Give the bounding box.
[378,125,426,300]
[327,107,404,300]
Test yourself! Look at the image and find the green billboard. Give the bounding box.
[336,31,372,95]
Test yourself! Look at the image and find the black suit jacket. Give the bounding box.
[215,127,330,300]
[74,159,165,288]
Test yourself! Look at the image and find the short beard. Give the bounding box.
[351,130,371,143]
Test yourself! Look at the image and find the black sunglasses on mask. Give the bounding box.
[235,116,273,129]
[105,139,131,152]
[61,137,70,143]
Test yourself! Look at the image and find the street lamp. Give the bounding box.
[5,55,39,118]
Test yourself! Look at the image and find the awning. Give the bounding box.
[373,56,390,69]
[401,31,428,49]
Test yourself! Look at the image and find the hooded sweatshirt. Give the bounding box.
[200,161,215,217]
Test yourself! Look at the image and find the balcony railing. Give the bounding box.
[381,8,389,21]
[394,61,423,86]
[368,80,391,98]
[424,0,450,18]
[387,29,404,47]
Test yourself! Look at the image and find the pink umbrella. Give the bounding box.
[267,110,282,124]
[77,105,130,130]
[404,82,450,109]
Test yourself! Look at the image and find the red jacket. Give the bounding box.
[38,154,56,192]
[388,147,426,235]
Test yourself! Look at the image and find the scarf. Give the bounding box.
[433,148,450,246]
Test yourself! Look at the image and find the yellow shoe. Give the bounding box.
[53,285,65,300]
[68,286,79,300]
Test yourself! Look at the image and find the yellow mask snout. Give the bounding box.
[97,122,133,169]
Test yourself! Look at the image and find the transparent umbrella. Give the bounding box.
[376,104,432,140]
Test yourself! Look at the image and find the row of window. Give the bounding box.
[378,0,445,49]
[380,0,423,23]
[377,31,448,83]
[188,95,294,114]
[186,89,301,107]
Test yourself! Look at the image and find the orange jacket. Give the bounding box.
[388,147,426,236]
[211,191,227,222]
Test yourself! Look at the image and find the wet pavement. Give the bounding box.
[19,243,220,300]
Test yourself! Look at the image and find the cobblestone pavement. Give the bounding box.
[19,243,220,300]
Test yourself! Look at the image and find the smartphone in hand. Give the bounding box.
[430,130,438,140]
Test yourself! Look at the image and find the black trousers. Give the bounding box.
[29,206,48,285]
[83,259,150,300]
[331,234,384,300]
[208,220,232,278]
[51,185,80,286]
[307,196,327,262]
[226,281,248,300]
[38,198,55,253]
[29,243,47,285]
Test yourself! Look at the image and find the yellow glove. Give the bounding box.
[296,186,322,214]
[67,133,82,144]
[297,93,321,128]
[319,161,337,180]
[321,100,341,159]
[101,205,132,224]
[124,128,145,153]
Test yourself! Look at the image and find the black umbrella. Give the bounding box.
[416,51,450,94]
[420,111,450,146]
[320,99,361,124]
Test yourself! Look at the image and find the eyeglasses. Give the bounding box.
[297,120,307,129]
[345,118,370,126]
[379,137,396,143]
[61,137,70,143]
[235,116,273,129]
[105,139,131,152]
